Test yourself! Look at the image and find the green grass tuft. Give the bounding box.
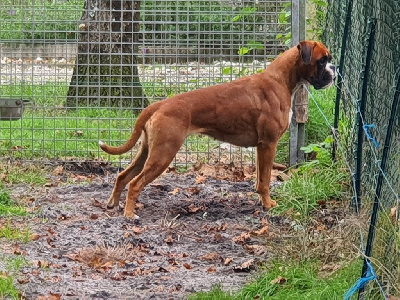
[189,259,362,300]
[0,221,30,242]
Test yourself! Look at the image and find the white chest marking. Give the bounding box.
[288,109,293,127]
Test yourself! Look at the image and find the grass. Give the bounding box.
[272,159,349,217]
[189,259,363,300]
[0,257,27,300]
[0,275,19,300]
[0,183,26,217]
[0,221,30,242]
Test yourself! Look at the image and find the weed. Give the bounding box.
[0,275,19,300]
[0,221,30,242]
[189,259,363,300]
[272,159,349,218]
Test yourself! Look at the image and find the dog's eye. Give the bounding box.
[318,57,327,65]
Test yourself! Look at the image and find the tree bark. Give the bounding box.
[66,0,148,110]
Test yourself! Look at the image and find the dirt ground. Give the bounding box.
[0,164,355,300]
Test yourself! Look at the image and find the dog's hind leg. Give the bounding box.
[107,139,149,209]
[123,124,186,218]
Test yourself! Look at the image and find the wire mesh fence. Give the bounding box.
[326,0,400,297]
[0,0,290,168]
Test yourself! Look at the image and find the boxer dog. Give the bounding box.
[99,40,335,218]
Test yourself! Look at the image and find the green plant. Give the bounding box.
[0,274,19,300]
[0,221,30,242]
[276,2,292,45]
[272,134,349,217]
[189,259,363,300]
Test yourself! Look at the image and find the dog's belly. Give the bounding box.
[203,130,258,148]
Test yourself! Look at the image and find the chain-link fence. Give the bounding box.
[0,0,290,168]
[326,0,400,297]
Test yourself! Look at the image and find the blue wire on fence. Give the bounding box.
[343,260,379,300]
[363,123,379,148]
[305,85,390,300]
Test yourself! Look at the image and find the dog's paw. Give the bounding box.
[124,212,140,219]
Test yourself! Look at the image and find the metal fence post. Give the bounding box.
[332,0,354,161]
[354,18,376,213]
[290,0,307,166]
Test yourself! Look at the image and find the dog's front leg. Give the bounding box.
[256,142,278,209]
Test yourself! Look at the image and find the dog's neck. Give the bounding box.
[263,46,306,93]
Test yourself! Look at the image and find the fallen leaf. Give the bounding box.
[17,277,30,284]
[171,188,180,195]
[183,263,192,269]
[164,235,174,244]
[273,162,287,171]
[270,275,287,285]
[37,293,62,300]
[186,187,201,194]
[200,252,218,261]
[224,257,233,266]
[233,259,254,272]
[252,225,269,236]
[232,232,251,244]
[90,214,99,220]
[188,204,203,213]
[207,267,216,273]
[30,233,41,241]
[195,175,207,184]
[91,198,103,207]
[132,226,144,234]
[156,285,165,292]
[244,244,265,255]
[52,165,64,176]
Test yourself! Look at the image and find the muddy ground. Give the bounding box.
[0,165,356,300]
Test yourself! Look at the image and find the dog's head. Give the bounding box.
[297,41,336,90]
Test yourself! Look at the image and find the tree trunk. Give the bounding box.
[66,0,148,110]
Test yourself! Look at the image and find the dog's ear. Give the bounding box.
[297,41,316,65]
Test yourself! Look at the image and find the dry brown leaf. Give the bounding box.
[52,165,64,176]
[17,276,30,284]
[30,233,41,241]
[244,244,265,255]
[186,187,201,194]
[232,232,251,244]
[233,259,254,272]
[37,293,62,300]
[224,257,233,266]
[132,226,144,234]
[188,204,203,213]
[136,202,144,210]
[252,225,269,236]
[164,235,174,244]
[183,263,192,269]
[195,175,207,184]
[207,267,216,273]
[171,188,180,195]
[89,214,99,220]
[270,275,287,285]
[200,252,218,261]
[273,162,287,171]
[91,198,103,207]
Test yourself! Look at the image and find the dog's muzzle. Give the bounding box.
[312,63,336,90]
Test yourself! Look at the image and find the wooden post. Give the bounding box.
[290,0,308,166]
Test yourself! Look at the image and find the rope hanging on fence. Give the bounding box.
[343,260,378,300]
[305,85,390,300]
[362,124,379,148]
